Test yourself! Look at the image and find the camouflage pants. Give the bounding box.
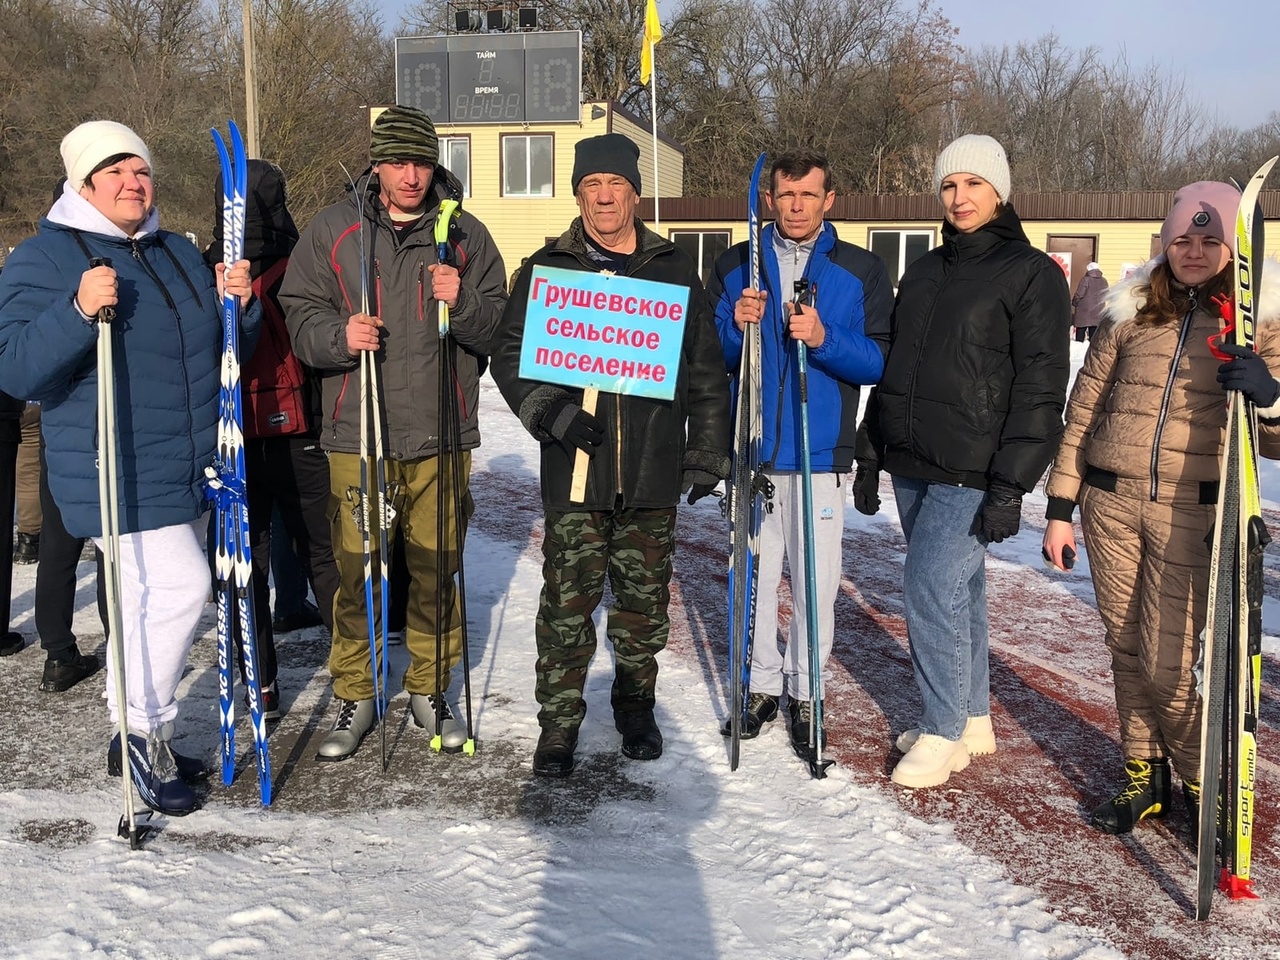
[327,451,472,701]
[536,507,676,731]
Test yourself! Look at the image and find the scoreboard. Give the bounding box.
[395,31,582,125]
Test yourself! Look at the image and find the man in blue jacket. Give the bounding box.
[707,150,892,758]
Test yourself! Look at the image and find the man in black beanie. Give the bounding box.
[281,104,509,761]
[490,133,731,777]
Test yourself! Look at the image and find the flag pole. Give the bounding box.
[650,42,660,226]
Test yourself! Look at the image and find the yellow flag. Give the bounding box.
[640,0,663,86]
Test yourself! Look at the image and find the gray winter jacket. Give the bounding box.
[280,171,507,458]
[1071,268,1108,328]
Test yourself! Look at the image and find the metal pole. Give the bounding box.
[650,48,660,227]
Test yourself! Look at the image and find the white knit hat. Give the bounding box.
[60,121,152,191]
[933,134,1011,203]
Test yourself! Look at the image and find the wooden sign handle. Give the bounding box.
[569,387,598,503]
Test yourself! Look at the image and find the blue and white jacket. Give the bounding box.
[0,187,261,537]
[707,221,892,472]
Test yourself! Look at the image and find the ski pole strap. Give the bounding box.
[1208,293,1235,361]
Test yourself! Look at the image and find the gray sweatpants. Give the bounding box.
[750,471,844,701]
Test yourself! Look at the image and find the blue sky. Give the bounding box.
[939,0,1279,128]
[381,0,1280,129]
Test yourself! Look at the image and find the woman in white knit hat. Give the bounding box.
[852,134,1071,787]
[1042,181,1280,834]
[0,120,259,818]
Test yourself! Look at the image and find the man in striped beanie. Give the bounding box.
[279,103,509,761]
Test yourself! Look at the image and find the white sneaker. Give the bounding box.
[895,715,996,756]
[891,733,970,789]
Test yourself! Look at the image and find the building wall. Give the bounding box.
[426,101,684,280]
[641,215,1280,289]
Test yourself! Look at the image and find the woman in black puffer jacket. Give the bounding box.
[854,134,1071,789]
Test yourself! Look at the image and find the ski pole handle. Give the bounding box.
[88,257,116,324]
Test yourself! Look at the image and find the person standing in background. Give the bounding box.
[0,389,26,655]
[1071,262,1109,342]
[13,401,41,564]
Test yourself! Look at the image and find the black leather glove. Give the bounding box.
[682,469,720,505]
[852,465,880,516]
[979,480,1023,544]
[1217,343,1280,407]
[541,397,604,455]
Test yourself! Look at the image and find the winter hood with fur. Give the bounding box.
[1045,257,1280,516]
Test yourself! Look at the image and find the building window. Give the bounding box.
[868,229,934,286]
[671,231,730,285]
[440,136,470,198]
[501,134,553,197]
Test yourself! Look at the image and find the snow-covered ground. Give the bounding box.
[0,340,1270,959]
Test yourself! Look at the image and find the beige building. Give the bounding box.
[372,100,684,283]
[633,192,1280,296]
[373,100,1277,298]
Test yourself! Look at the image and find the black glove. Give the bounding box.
[1217,343,1280,407]
[682,469,720,505]
[979,481,1023,544]
[541,397,604,455]
[852,465,880,516]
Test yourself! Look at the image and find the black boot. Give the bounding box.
[0,631,23,657]
[720,692,779,739]
[1090,758,1171,834]
[39,651,101,692]
[533,726,578,778]
[1183,778,1201,825]
[13,532,38,565]
[615,708,663,760]
[788,698,828,759]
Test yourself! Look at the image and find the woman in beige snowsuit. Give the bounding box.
[1042,181,1280,834]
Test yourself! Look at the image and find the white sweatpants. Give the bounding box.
[750,472,844,700]
[97,517,210,733]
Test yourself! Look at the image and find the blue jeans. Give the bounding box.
[892,476,990,741]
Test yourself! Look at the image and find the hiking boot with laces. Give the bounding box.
[788,698,828,759]
[122,722,200,817]
[315,698,376,762]
[1090,757,1171,834]
[409,693,467,752]
[719,692,779,740]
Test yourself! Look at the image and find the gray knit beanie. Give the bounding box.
[370,105,439,165]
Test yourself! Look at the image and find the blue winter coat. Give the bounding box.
[707,222,892,472]
[0,194,261,537]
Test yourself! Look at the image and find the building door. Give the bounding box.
[1046,235,1097,296]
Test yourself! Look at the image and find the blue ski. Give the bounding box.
[207,121,273,805]
[725,153,769,768]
